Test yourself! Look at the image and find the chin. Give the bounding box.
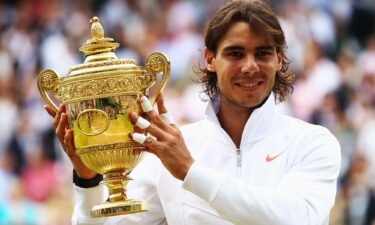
[241,95,269,108]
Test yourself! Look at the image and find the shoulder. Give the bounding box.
[283,115,341,167]
[284,115,337,141]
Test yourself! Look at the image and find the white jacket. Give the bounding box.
[72,94,341,225]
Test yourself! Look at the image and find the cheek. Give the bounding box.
[270,59,281,72]
[261,63,279,79]
[215,66,230,87]
[262,60,277,70]
[216,75,228,90]
[269,75,276,87]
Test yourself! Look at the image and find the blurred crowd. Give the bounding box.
[0,0,375,224]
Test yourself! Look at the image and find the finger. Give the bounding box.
[129,112,144,133]
[160,112,175,126]
[131,133,148,144]
[56,112,68,144]
[139,96,153,112]
[156,94,168,114]
[140,96,158,121]
[53,104,66,128]
[130,133,157,156]
[129,112,138,124]
[130,133,165,150]
[135,115,151,129]
[131,112,168,140]
[156,94,176,127]
[64,129,76,157]
[44,105,56,117]
[140,96,168,129]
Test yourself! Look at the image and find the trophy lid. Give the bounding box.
[67,17,139,77]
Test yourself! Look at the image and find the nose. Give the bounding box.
[241,55,259,74]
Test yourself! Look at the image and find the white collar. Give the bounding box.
[204,93,283,143]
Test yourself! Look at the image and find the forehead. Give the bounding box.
[217,21,273,50]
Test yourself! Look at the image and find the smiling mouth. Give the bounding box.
[236,81,263,89]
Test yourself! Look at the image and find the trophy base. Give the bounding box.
[90,200,148,218]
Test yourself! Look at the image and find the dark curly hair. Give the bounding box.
[196,0,294,102]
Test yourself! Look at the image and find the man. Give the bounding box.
[45,1,341,224]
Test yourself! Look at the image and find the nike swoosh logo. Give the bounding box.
[266,149,287,162]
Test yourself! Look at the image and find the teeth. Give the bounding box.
[239,82,259,88]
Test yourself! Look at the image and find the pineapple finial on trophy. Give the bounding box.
[79,16,119,57]
[90,16,104,40]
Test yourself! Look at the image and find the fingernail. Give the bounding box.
[132,133,147,144]
[140,96,153,112]
[129,112,138,121]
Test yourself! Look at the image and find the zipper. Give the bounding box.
[214,122,243,177]
[236,148,242,176]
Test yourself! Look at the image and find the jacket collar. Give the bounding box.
[204,93,283,143]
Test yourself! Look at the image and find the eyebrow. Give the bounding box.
[222,45,275,52]
[256,45,275,51]
[222,45,244,52]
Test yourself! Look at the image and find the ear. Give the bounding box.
[204,48,216,72]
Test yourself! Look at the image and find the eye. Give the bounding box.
[227,50,244,58]
[255,50,272,57]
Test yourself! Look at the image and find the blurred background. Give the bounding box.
[0,0,375,224]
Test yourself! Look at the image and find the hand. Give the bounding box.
[129,94,194,181]
[44,104,97,179]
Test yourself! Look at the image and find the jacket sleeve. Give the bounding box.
[72,153,166,225]
[182,130,341,225]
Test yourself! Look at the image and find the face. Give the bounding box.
[205,21,282,112]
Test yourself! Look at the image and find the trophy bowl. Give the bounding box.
[37,17,170,218]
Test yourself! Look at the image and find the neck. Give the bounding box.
[216,94,270,148]
[217,100,253,149]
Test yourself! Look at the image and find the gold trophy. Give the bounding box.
[37,17,169,217]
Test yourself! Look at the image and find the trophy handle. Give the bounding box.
[37,69,61,113]
[145,52,170,104]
